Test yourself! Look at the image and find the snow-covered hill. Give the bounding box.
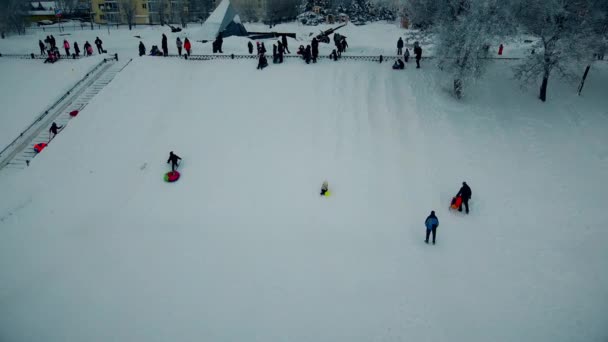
[0,56,607,342]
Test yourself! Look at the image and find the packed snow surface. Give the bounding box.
[1,23,608,342]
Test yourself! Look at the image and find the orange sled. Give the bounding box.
[450,196,462,210]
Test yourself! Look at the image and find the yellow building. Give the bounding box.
[91,0,189,25]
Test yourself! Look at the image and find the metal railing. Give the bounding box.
[0,57,116,162]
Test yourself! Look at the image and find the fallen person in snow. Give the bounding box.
[320,181,329,196]
[392,59,405,70]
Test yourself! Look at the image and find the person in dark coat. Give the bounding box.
[139,41,146,56]
[425,211,439,244]
[95,37,103,54]
[272,44,278,63]
[49,122,63,139]
[414,42,422,68]
[38,40,46,55]
[281,34,290,53]
[248,41,253,54]
[341,38,348,52]
[392,59,405,70]
[311,37,319,63]
[50,35,56,48]
[74,41,80,57]
[277,41,284,63]
[456,182,472,214]
[261,42,266,55]
[304,45,312,64]
[216,33,223,53]
[397,37,404,55]
[330,49,338,61]
[167,151,182,172]
[257,53,268,70]
[404,48,410,63]
[161,34,168,56]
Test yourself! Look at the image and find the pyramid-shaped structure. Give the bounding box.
[195,0,248,41]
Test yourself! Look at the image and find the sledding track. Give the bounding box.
[0,57,132,173]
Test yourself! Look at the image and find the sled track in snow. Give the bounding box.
[0,57,132,173]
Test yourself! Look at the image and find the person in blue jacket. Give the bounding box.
[425,211,439,245]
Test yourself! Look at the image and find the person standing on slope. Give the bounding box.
[456,182,472,214]
[95,37,104,54]
[281,34,290,54]
[39,40,46,55]
[161,34,168,57]
[74,41,80,57]
[248,41,254,54]
[167,151,182,172]
[425,211,439,245]
[397,37,404,55]
[139,41,146,56]
[184,38,191,56]
[414,41,422,68]
[176,37,183,56]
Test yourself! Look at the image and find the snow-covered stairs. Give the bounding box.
[0,58,133,173]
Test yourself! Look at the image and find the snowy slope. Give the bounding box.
[0,58,607,342]
[0,56,104,149]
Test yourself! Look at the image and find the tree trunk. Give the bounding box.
[454,79,463,99]
[539,69,550,102]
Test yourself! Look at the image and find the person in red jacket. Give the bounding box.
[63,40,70,56]
[184,38,191,56]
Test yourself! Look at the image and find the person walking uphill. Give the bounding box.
[176,37,183,56]
[167,151,181,172]
[414,41,422,68]
[74,42,80,57]
[162,34,168,57]
[456,182,472,214]
[425,211,439,245]
[49,122,62,140]
[397,37,404,55]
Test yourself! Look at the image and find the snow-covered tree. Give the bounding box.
[401,0,440,29]
[434,0,513,98]
[513,0,594,102]
[0,0,28,35]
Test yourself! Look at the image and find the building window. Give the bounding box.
[100,14,106,20]
[98,4,104,9]
[142,3,147,8]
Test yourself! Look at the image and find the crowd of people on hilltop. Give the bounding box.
[131,31,427,72]
[39,35,105,64]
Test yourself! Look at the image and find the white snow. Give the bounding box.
[0,22,608,342]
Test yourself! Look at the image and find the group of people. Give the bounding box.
[39,35,104,63]
[425,182,472,245]
[394,37,423,69]
[141,34,192,57]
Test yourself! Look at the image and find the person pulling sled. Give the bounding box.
[450,181,472,214]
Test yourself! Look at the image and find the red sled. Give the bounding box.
[33,142,48,153]
[69,110,79,117]
[450,196,462,210]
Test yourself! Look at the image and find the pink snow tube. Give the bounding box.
[69,110,79,117]
[164,171,180,183]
